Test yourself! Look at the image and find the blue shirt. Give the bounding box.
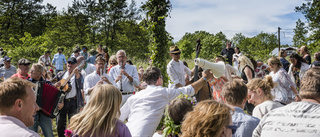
[280,58,290,72]
[0,65,16,80]
[52,53,67,70]
[86,55,96,64]
[232,107,260,137]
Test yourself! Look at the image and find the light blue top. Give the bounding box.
[109,64,140,92]
[232,107,260,137]
[52,53,67,70]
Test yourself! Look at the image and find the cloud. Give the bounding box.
[166,0,305,45]
[43,0,306,45]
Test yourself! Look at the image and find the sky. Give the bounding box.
[43,0,306,45]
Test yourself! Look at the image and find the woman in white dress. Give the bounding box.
[268,57,300,104]
[232,47,242,70]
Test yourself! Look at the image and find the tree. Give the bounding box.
[295,0,320,54]
[0,0,56,42]
[141,0,172,86]
[235,32,278,61]
[175,31,214,59]
[293,19,308,47]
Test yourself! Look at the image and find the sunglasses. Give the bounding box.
[68,62,76,64]
[173,53,181,55]
[21,64,30,66]
[226,125,237,134]
[111,63,117,65]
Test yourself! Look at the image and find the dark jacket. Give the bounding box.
[53,70,84,110]
[220,48,235,65]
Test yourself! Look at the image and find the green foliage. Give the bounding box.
[293,19,308,47]
[141,0,172,86]
[232,32,278,61]
[295,0,320,56]
[4,33,48,65]
[295,0,320,41]
[175,31,227,60]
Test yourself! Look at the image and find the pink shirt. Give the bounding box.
[0,116,40,137]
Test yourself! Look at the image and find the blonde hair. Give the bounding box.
[108,55,117,66]
[31,63,44,73]
[68,84,122,137]
[301,46,310,55]
[238,55,254,71]
[247,76,275,101]
[268,57,282,68]
[181,100,233,137]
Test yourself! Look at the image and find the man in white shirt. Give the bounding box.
[120,67,213,137]
[53,57,84,137]
[167,46,192,89]
[76,56,95,78]
[0,77,40,137]
[109,50,139,106]
[84,56,115,103]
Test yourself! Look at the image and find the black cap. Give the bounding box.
[3,56,11,62]
[67,57,77,64]
[45,50,51,54]
[57,47,64,51]
[18,58,31,65]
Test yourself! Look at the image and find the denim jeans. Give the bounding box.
[29,111,54,137]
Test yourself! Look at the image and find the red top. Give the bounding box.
[11,72,31,80]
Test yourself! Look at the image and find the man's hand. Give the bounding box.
[175,83,183,88]
[202,69,213,80]
[96,80,104,86]
[54,81,62,88]
[101,76,111,84]
[115,75,122,83]
[74,68,80,79]
[58,102,64,110]
[121,69,129,77]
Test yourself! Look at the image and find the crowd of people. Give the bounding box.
[0,43,319,137]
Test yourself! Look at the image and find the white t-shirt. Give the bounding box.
[62,71,77,99]
[253,100,284,119]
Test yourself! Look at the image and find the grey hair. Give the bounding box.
[116,50,126,57]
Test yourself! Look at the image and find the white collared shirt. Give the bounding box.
[63,71,77,99]
[0,116,40,137]
[119,85,195,137]
[83,71,115,102]
[167,59,192,89]
[83,63,95,76]
[109,64,139,92]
